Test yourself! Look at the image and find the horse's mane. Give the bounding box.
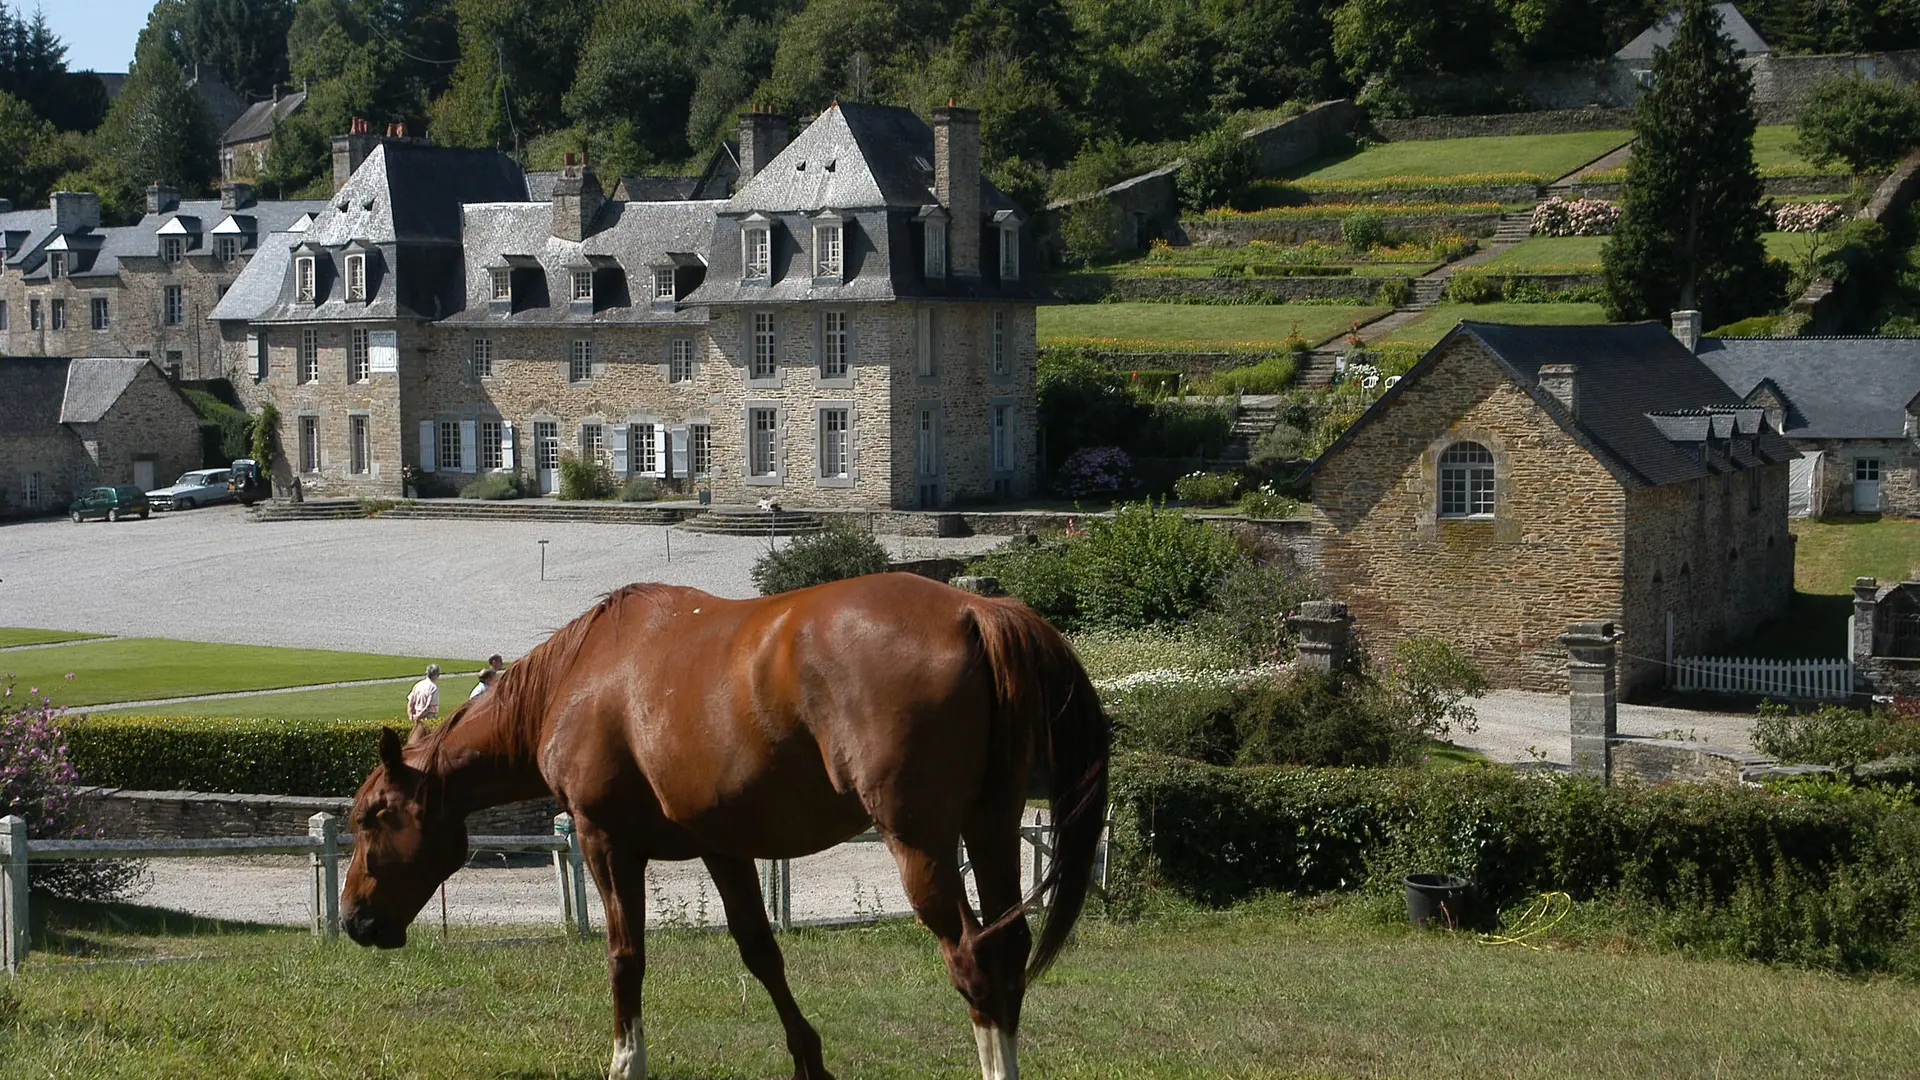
[417,582,683,777]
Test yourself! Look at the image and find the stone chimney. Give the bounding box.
[552,152,605,242]
[220,182,255,211]
[1537,363,1578,417]
[1671,309,1703,353]
[932,103,981,279]
[329,117,428,193]
[50,191,101,232]
[146,183,180,215]
[737,107,790,187]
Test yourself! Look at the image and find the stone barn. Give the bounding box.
[0,356,202,517]
[1308,320,1798,693]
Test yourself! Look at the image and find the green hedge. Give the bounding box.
[65,715,394,797]
[1110,755,1920,973]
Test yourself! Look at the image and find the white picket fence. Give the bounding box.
[1669,655,1854,700]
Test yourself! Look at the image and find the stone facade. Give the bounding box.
[1792,437,1920,517]
[0,357,202,516]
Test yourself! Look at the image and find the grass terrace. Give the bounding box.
[1197,199,1517,222]
[89,676,481,721]
[0,628,108,648]
[10,898,1920,1078]
[1364,302,1612,350]
[1743,517,1920,659]
[1038,302,1383,350]
[1752,124,1850,176]
[1287,130,1632,187]
[1479,232,1823,274]
[3,637,477,708]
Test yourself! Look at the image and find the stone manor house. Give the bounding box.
[0,103,1037,511]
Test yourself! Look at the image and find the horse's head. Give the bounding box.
[341,725,469,948]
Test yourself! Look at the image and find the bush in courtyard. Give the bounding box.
[1249,422,1309,470]
[1193,557,1315,666]
[460,472,534,500]
[1794,73,1920,174]
[1233,671,1422,767]
[63,713,390,797]
[750,523,893,595]
[1059,198,1125,265]
[1378,635,1489,741]
[1055,446,1138,498]
[250,404,279,473]
[558,455,615,499]
[1172,471,1240,505]
[1141,400,1233,459]
[1341,210,1386,251]
[970,534,1083,626]
[1107,675,1243,765]
[1209,356,1297,395]
[1753,699,1920,767]
[1236,482,1300,519]
[618,477,664,502]
[1072,502,1241,629]
[1,682,144,900]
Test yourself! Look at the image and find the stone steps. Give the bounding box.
[379,500,694,525]
[676,507,825,536]
[247,500,370,522]
[1409,278,1448,308]
[1492,211,1534,244]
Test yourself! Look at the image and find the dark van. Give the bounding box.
[69,485,151,523]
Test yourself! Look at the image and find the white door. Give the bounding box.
[1854,458,1882,514]
[535,421,560,495]
[133,459,155,491]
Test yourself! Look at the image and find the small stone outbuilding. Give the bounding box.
[0,356,202,516]
[1309,320,1798,693]
[1853,577,1920,696]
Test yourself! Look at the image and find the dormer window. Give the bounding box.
[924,221,947,279]
[345,253,367,301]
[216,237,239,262]
[295,256,316,302]
[815,223,842,277]
[571,270,594,303]
[48,252,65,279]
[490,267,512,302]
[162,237,185,264]
[1000,226,1019,280]
[653,267,676,301]
[743,225,771,281]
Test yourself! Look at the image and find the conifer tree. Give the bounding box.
[1601,0,1785,327]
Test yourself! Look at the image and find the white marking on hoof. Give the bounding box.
[972,1023,1019,1080]
[609,1020,646,1079]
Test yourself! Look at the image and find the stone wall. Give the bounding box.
[1047,274,1386,305]
[1176,213,1504,247]
[1243,100,1364,175]
[75,786,561,839]
[1374,107,1635,141]
[1794,436,1920,517]
[1609,736,1773,785]
[2,253,263,381]
[89,362,205,491]
[1298,184,1544,206]
[251,320,410,499]
[1563,175,1864,201]
[1311,336,1629,691]
[0,431,86,516]
[1619,464,1794,693]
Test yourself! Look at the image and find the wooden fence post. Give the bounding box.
[2,815,27,972]
[551,814,576,932]
[308,813,340,938]
[559,813,592,938]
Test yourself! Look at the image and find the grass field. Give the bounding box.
[1291,131,1631,184]
[90,674,481,720]
[0,628,108,648]
[1038,302,1382,349]
[8,897,1920,1079]
[1752,125,1848,175]
[1740,517,1920,659]
[3,637,477,708]
[1366,302,1611,349]
[1480,232,1817,273]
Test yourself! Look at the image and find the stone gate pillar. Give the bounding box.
[1561,621,1620,781]
[1288,600,1354,674]
[1852,577,1879,664]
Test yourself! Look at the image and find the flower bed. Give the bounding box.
[1770,201,1845,232]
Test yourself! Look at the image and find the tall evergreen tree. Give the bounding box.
[183,0,296,99]
[1600,0,1785,327]
[95,39,219,204]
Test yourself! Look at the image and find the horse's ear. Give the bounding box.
[378,727,411,776]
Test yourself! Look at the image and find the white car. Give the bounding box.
[147,469,234,511]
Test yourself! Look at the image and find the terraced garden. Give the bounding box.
[1068,237,1471,279]
[1285,130,1632,187]
[1038,302,1383,350]
[1479,231,1824,273]
[1363,302,1612,350]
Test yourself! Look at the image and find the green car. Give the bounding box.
[69,485,151,523]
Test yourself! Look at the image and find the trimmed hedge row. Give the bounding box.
[65,715,394,797]
[1110,754,1920,972]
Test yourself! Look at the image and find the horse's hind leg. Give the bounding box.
[887,836,1026,1080]
[578,823,649,1080]
[703,854,834,1080]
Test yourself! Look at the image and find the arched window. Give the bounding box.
[1438,441,1495,517]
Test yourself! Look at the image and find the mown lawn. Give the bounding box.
[1739,517,1920,659]
[1753,124,1848,175]
[8,898,1920,1079]
[1038,302,1382,349]
[1481,233,1814,272]
[1291,130,1631,184]
[3,637,478,708]
[0,628,108,648]
[90,674,481,721]
[1366,302,1611,349]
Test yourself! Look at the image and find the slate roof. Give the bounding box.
[48,198,327,281]
[727,102,1017,215]
[58,358,151,424]
[614,175,702,202]
[207,229,301,322]
[222,90,307,146]
[0,356,76,437]
[1616,3,1769,60]
[306,142,527,247]
[1313,321,1797,490]
[1698,337,1920,439]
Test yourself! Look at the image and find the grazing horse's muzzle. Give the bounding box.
[342,908,407,949]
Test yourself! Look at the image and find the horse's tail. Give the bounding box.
[968,597,1111,981]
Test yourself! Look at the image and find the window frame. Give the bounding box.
[750,311,777,380]
[349,415,370,475]
[90,296,109,330]
[163,285,184,326]
[489,267,512,302]
[990,309,1007,376]
[298,327,319,384]
[477,420,503,471]
[570,269,594,303]
[438,420,463,474]
[48,252,65,279]
[568,338,593,384]
[688,423,712,477]
[1856,458,1883,482]
[216,236,239,263]
[299,415,320,474]
[345,253,367,302]
[818,406,850,480]
[49,298,65,330]
[992,403,1011,473]
[822,310,849,379]
[348,327,370,383]
[295,256,316,302]
[28,298,41,330]
[743,226,772,281]
[653,266,677,301]
[748,406,779,478]
[814,223,843,278]
[669,337,695,383]
[471,336,494,379]
[1437,441,1496,519]
[924,221,947,279]
[162,237,185,265]
[1000,226,1019,280]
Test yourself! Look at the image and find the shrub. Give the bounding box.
[2,681,144,900]
[750,523,893,595]
[1178,123,1259,212]
[1794,73,1920,174]
[1378,635,1489,740]
[1037,350,1150,472]
[1054,446,1138,498]
[62,713,390,797]
[1341,210,1386,251]
[1108,675,1243,765]
[1529,196,1620,237]
[1374,277,1412,307]
[459,472,533,500]
[1059,198,1126,265]
[1706,314,1786,337]
[1443,271,1504,303]
[1249,422,1308,469]
[1208,356,1297,395]
[1236,483,1300,519]
[1072,502,1241,629]
[1141,400,1232,458]
[1753,700,1920,768]
[250,404,279,473]
[184,389,251,466]
[1173,471,1240,505]
[970,534,1082,626]
[1193,557,1315,666]
[618,476,664,502]
[1233,672,1420,767]
[558,456,615,499]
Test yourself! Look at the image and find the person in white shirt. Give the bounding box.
[407,664,441,723]
[469,666,497,700]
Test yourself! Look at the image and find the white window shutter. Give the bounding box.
[670,425,689,479]
[501,422,515,470]
[460,420,477,473]
[653,423,669,477]
[418,420,436,472]
[248,333,264,377]
[611,423,630,475]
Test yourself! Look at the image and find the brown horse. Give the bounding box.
[340,573,1109,1080]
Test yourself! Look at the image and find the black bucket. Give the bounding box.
[1404,874,1469,928]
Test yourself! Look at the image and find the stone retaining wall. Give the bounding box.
[1374,108,1634,141]
[1048,274,1387,304]
[1299,184,1543,206]
[1563,174,1866,201]
[1178,214,1503,247]
[817,508,1320,570]
[75,786,561,839]
[1608,736,1772,786]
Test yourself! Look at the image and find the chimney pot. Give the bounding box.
[1538,363,1579,417]
[1671,309,1703,353]
[552,157,604,242]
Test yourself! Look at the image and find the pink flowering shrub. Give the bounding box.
[1770,202,1844,232]
[1055,446,1139,498]
[1,677,144,899]
[1529,196,1621,237]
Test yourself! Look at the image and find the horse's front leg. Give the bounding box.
[578,820,650,1080]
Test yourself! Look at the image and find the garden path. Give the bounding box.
[1462,689,1756,765]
